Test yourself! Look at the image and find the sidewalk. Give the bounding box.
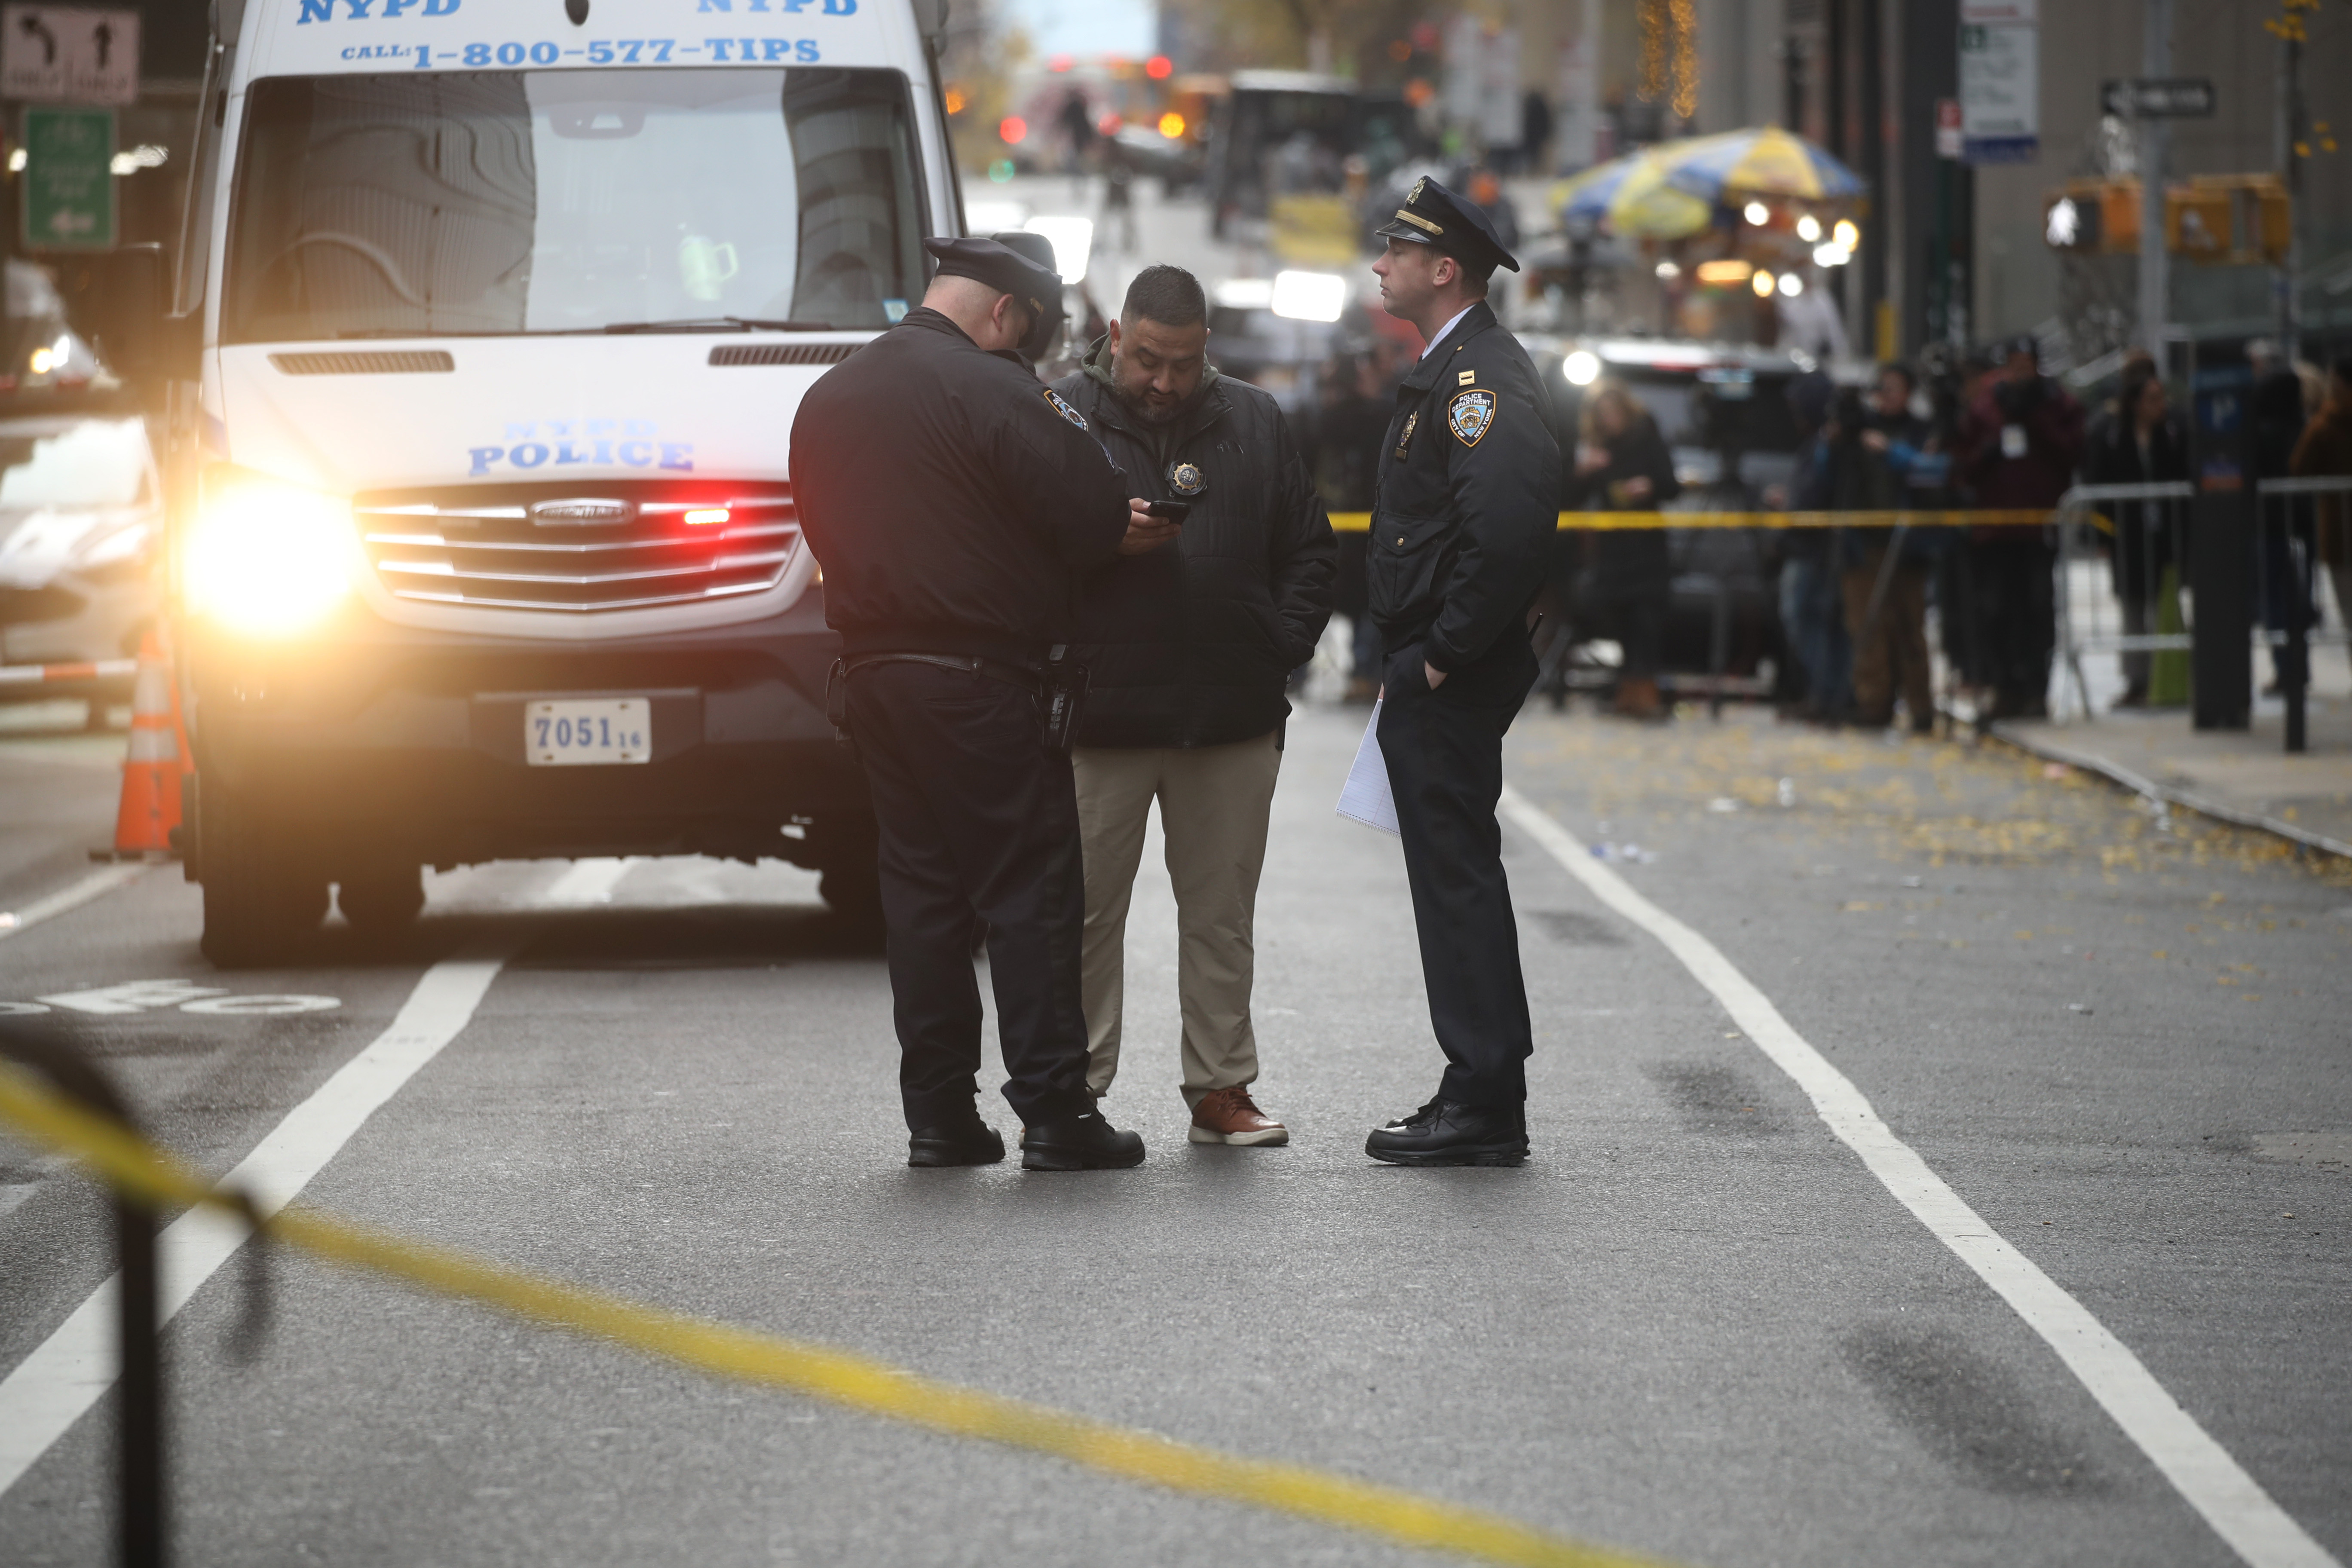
[1995,698,2352,859]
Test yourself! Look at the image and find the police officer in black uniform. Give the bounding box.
[1361,179,1562,1167]
[790,237,1179,1171]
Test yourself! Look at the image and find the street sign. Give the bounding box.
[1,5,138,106]
[1935,98,1963,160]
[2101,77,2215,119]
[19,105,114,251]
[1959,16,2038,164]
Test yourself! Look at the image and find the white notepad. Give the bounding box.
[1336,699,1401,835]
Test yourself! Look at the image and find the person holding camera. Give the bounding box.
[791,237,1178,1172]
[1957,337,2084,720]
[1051,265,1336,1146]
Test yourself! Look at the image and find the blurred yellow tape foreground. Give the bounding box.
[1327,509,2055,532]
[0,1066,1677,1568]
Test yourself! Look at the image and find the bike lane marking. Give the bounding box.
[1496,784,2339,1568]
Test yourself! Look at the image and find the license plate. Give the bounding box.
[526,699,650,766]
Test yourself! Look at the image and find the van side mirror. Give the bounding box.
[56,244,199,383]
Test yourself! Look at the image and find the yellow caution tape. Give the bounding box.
[1327,509,2062,533]
[0,1065,1680,1568]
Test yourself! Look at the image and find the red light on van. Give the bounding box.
[683,507,730,526]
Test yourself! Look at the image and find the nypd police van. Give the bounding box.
[136,0,959,962]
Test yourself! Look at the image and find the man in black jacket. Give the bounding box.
[1362,178,1561,1167]
[792,237,1176,1173]
[1054,266,1336,1146]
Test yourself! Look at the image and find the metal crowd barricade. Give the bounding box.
[2254,475,2352,754]
[2052,481,2197,723]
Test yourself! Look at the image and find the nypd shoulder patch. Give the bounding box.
[1041,388,1089,431]
[1448,388,1497,447]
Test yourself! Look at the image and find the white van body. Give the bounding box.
[176,0,959,962]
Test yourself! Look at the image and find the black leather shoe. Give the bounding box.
[1365,1099,1528,1167]
[907,1121,1006,1167]
[1020,1109,1145,1170]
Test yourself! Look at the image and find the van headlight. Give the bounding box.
[184,469,355,636]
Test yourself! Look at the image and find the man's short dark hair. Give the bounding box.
[1122,265,1207,328]
[1878,361,1917,392]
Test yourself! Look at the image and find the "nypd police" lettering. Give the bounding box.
[299,0,461,21]
[469,420,692,477]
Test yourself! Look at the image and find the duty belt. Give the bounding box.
[826,648,1088,755]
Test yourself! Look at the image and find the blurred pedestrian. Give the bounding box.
[1057,88,1096,194]
[1315,352,1396,700]
[792,238,1170,1172]
[2249,342,2315,693]
[2290,356,2352,634]
[1775,369,1849,721]
[1957,336,2083,719]
[1836,364,1945,732]
[1565,381,1680,719]
[1099,138,1139,254]
[1363,177,1560,1166]
[2083,358,2189,707]
[1054,265,1335,1147]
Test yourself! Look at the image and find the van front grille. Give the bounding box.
[354,484,798,612]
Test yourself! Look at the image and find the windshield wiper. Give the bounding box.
[600,317,840,334]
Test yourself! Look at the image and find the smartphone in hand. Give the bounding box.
[1143,500,1192,524]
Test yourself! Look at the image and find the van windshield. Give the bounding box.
[225,68,927,343]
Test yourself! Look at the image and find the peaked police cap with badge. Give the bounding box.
[1373,177,1521,277]
[923,236,1062,326]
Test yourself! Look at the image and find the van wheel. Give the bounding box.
[818,858,883,929]
[198,786,328,969]
[338,863,426,936]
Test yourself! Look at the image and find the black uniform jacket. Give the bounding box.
[1054,343,1336,748]
[1367,301,1562,683]
[790,306,1131,665]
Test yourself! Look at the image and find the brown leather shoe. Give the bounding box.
[1188,1086,1289,1146]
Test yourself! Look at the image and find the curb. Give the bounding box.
[1981,718,2352,863]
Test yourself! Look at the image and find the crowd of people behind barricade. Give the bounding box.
[1305,330,2352,729]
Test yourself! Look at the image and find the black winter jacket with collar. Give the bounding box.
[1366,301,1561,682]
[1053,342,1336,749]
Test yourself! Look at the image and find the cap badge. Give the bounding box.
[1168,461,1205,496]
[1448,389,1497,447]
[1041,388,1089,431]
[1408,177,1427,204]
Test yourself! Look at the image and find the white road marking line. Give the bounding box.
[542,857,637,906]
[0,864,146,942]
[1497,784,2340,1568]
[0,946,511,1500]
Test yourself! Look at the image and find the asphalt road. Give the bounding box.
[1,695,2347,1568]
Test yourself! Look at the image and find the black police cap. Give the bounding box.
[988,232,1068,362]
[923,236,1060,322]
[1372,175,1519,275]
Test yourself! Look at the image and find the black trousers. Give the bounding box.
[1378,640,1537,1109]
[845,662,1095,1130]
[1972,535,2056,710]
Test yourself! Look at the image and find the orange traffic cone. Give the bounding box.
[108,629,183,857]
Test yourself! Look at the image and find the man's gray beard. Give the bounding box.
[1110,364,1182,426]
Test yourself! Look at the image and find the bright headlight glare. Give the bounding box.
[1564,349,1601,386]
[185,474,355,636]
[1270,269,1347,323]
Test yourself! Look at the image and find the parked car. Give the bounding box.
[1518,335,1818,698]
[0,411,164,712]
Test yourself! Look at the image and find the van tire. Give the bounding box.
[198,785,328,969]
[818,858,883,928]
[338,863,426,935]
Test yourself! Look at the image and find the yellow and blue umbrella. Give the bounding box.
[1653,126,1865,203]
[1550,150,1712,240]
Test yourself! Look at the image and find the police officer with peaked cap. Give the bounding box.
[790,236,1180,1170]
[1360,178,1562,1166]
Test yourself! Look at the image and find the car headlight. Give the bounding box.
[184,469,354,636]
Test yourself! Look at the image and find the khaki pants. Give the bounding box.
[1841,545,1933,727]
[1073,730,1282,1106]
